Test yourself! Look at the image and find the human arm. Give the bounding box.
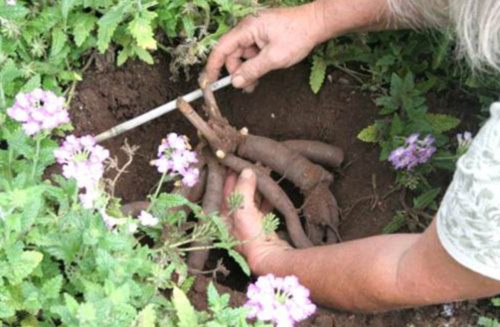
[223,169,500,312]
[205,0,401,89]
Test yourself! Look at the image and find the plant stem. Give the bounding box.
[31,138,41,182]
[149,173,166,210]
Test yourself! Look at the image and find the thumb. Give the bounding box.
[232,52,274,88]
[234,169,258,211]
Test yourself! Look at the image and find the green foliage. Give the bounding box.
[308,31,500,233]
[227,191,244,214]
[310,54,326,94]
[0,109,259,325]
[0,0,261,112]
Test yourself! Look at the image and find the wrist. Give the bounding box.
[309,0,391,43]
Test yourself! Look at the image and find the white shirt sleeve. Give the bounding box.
[437,102,500,281]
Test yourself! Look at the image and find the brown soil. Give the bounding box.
[71,54,481,326]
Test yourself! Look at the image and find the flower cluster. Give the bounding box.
[138,211,159,227]
[150,133,199,187]
[7,89,69,136]
[388,133,436,170]
[245,274,316,327]
[6,0,16,5]
[54,135,109,208]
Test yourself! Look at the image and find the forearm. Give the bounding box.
[254,233,420,311]
[253,220,500,312]
[310,0,395,43]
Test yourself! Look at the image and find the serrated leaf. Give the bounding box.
[310,55,326,94]
[0,4,30,20]
[228,249,250,276]
[128,13,157,50]
[97,1,132,53]
[62,0,79,20]
[8,251,43,285]
[390,114,403,136]
[427,113,460,133]
[72,13,97,47]
[135,304,156,327]
[357,124,378,143]
[50,28,68,59]
[172,287,198,327]
[382,212,406,234]
[135,46,154,64]
[413,188,441,209]
[21,75,41,93]
[0,302,15,318]
[42,275,63,300]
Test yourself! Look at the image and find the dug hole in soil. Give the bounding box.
[71,54,477,327]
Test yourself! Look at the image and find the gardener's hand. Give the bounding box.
[221,169,292,273]
[206,3,327,89]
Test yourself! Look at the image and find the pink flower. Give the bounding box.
[138,211,159,227]
[5,0,16,5]
[245,274,316,327]
[7,89,69,136]
[150,133,199,187]
[54,135,109,208]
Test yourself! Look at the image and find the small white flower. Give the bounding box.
[128,223,138,233]
[138,211,159,227]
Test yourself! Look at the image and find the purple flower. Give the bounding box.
[245,274,316,327]
[150,133,199,187]
[389,133,436,171]
[7,89,69,136]
[54,135,109,208]
[138,211,159,227]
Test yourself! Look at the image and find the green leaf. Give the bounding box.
[310,55,327,94]
[135,304,156,327]
[72,13,97,47]
[390,114,403,136]
[128,12,157,50]
[492,298,500,307]
[62,0,79,20]
[21,74,41,93]
[41,275,63,300]
[8,251,43,285]
[427,113,460,133]
[135,46,154,65]
[357,124,379,143]
[50,28,68,59]
[172,287,198,327]
[0,302,15,319]
[382,211,406,234]
[478,317,500,327]
[227,249,250,276]
[413,188,441,209]
[97,1,132,53]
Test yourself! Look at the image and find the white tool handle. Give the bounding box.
[95,76,232,143]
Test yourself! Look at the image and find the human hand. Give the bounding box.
[206,3,326,89]
[221,169,292,273]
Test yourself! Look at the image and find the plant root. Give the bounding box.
[282,140,344,168]
[187,149,225,271]
[175,78,344,250]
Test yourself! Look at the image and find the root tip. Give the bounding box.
[239,127,249,136]
[216,150,226,159]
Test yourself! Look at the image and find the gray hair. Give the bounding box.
[386,0,500,71]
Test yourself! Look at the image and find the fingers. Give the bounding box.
[220,171,238,217]
[205,23,256,83]
[231,48,275,88]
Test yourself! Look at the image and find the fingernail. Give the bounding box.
[241,169,254,179]
[232,75,245,88]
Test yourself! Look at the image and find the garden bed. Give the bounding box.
[71,54,478,327]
